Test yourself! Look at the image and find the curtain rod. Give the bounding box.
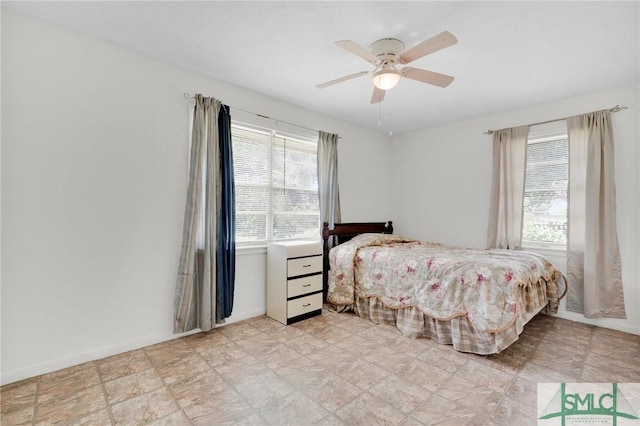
[482,105,628,135]
[183,92,330,137]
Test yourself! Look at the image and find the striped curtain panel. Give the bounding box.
[317,131,341,237]
[174,94,235,333]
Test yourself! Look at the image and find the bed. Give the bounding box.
[322,221,567,354]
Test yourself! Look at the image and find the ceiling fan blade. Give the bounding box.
[399,31,458,64]
[335,40,376,63]
[401,67,454,88]
[370,87,385,104]
[316,71,369,89]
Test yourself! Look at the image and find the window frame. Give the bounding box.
[521,127,569,252]
[231,120,319,247]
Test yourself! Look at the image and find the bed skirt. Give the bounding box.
[354,297,531,354]
[340,274,564,355]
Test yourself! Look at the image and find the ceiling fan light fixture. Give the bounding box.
[372,67,400,90]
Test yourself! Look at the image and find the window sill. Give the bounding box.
[522,245,567,257]
[236,245,267,256]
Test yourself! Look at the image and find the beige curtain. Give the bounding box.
[566,110,626,318]
[487,126,529,249]
[174,95,221,333]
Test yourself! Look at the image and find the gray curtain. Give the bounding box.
[317,131,341,237]
[566,110,626,318]
[487,126,529,249]
[174,94,225,333]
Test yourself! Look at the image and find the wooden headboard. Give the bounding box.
[321,221,393,301]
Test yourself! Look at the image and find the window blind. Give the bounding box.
[232,123,319,243]
[522,131,568,245]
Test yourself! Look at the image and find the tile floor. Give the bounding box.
[2,309,639,425]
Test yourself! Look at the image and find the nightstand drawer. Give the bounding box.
[287,274,322,298]
[287,255,322,278]
[287,292,322,318]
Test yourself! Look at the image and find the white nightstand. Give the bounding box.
[266,240,323,325]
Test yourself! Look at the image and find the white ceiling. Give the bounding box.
[4,1,639,135]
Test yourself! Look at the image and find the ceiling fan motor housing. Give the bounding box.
[369,38,405,64]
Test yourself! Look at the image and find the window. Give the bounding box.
[232,122,319,244]
[522,124,568,248]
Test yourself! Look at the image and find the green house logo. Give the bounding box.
[539,383,639,425]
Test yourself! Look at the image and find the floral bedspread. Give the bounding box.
[327,233,564,333]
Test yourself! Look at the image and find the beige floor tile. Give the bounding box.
[145,339,196,367]
[233,369,295,409]
[410,394,481,426]
[436,374,503,417]
[110,387,179,424]
[290,315,333,333]
[258,342,304,366]
[539,331,591,356]
[258,392,329,425]
[147,409,192,426]
[1,404,34,425]
[505,377,538,408]
[454,359,515,393]
[104,367,164,404]
[317,414,348,426]
[217,321,262,341]
[581,362,638,383]
[169,369,226,404]
[39,361,97,381]
[332,357,390,391]
[312,325,356,345]
[335,392,406,426]
[305,344,357,369]
[36,408,113,426]
[476,341,535,374]
[170,369,250,420]
[35,384,107,424]
[416,345,470,374]
[184,329,233,352]
[284,333,331,355]
[487,396,537,426]
[268,352,326,378]
[518,361,580,384]
[586,351,640,378]
[191,408,266,426]
[38,364,101,404]
[392,358,454,393]
[155,352,210,385]
[299,372,363,413]
[215,358,269,384]
[589,339,640,364]
[528,346,586,378]
[388,335,434,357]
[98,349,152,382]
[0,377,38,412]
[197,341,251,367]
[369,374,432,414]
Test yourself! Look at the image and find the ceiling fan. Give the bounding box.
[317,31,458,104]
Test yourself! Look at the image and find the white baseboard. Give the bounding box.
[552,310,640,335]
[0,307,267,386]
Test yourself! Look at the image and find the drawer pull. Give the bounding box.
[303,303,311,307]
[303,264,311,268]
[302,284,311,287]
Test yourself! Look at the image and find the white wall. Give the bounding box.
[0,10,392,384]
[391,84,640,336]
